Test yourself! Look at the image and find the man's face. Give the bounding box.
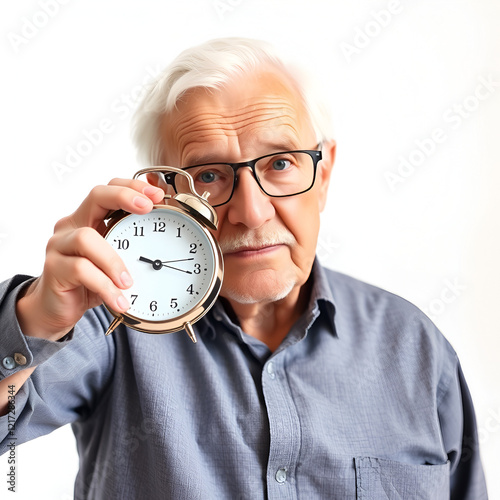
[160,67,335,305]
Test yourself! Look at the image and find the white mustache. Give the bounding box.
[219,228,296,253]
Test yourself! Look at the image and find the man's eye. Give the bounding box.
[197,171,218,183]
[272,159,292,171]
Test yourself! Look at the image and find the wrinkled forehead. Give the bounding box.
[160,67,315,164]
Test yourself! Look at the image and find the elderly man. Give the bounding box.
[0,38,487,499]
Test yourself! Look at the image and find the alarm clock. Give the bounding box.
[102,167,223,343]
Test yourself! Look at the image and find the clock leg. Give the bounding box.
[105,317,123,336]
[184,322,197,343]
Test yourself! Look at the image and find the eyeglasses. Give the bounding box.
[163,148,322,207]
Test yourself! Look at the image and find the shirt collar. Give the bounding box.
[306,258,338,337]
[197,258,338,341]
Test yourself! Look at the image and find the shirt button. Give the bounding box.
[2,357,16,370]
[275,468,287,484]
[14,353,27,366]
[266,362,276,379]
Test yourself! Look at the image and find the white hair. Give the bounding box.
[132,37,334,165]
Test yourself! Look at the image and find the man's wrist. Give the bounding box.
[15,281,74,342]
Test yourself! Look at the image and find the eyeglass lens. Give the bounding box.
[175,152,315,206]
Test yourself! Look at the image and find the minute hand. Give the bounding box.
[161,258,195,264]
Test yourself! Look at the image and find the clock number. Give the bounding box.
[115,239,129,250]
[153,222,166,232]
[176,227,182,238]
[131,294,138,305]
[134,226,144,237]
[193,263,201,274]
[186,284,194,295]
[170,298,178,309]
[189,243,197,254]
[150,301,158,312]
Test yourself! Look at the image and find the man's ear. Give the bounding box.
[317,139,336,212]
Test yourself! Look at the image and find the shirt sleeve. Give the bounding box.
[0,276,115,455]
[439,359,488,499]
[0,275,73,381]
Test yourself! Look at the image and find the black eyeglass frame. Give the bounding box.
[163,147,323,207]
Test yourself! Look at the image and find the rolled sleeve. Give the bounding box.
[0,275,73,380]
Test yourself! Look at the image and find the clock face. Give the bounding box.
[105,207,218,323]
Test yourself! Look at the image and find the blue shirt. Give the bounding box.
[0,262,488,499]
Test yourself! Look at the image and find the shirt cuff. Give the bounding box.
[0,275,73,380]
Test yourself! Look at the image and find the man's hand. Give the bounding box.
[16,178,165,341]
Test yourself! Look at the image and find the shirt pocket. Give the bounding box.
[354,457,450,500]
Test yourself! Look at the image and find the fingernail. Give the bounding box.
[120,271,133,288]
[117,295,130,311]
[133,196,150,209]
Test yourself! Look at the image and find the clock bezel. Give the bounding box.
[103,204,223,334]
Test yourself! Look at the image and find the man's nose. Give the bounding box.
[225,167,275,228]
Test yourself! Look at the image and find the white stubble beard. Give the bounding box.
[219,226,298,304]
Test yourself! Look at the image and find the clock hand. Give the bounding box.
[161,263,193,274]
[139,256,163,270]
[161,258,195,264]
[140,256,192,274]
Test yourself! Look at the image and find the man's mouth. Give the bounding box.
[219,228,296,257]
[223,243,285,257]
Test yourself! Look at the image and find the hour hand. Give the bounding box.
[139,256,163,270]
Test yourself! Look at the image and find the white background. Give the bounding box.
[1,0,499,498]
